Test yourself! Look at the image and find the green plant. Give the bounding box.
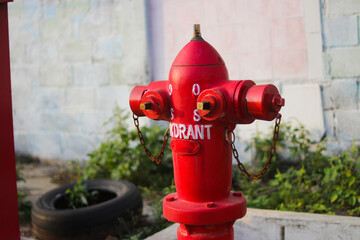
[233,121,360,216]
[84,107,173,191]
[65,161,99,209]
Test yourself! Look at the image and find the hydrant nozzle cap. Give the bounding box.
[192,24,204,41]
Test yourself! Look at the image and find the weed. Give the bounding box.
[84,107,173,191]
[234,121,360,216]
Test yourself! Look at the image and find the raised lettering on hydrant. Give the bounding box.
[129,24,284,240]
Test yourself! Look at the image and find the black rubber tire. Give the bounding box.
[32,179,142,240]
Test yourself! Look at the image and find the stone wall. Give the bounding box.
[322,0,360,149]
[9,0,149,160]
[8,0,360,161]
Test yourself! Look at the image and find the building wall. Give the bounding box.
[8,0,360,161]
[148,0,326,161]
[9,0,149,160]
[321,0,360,150]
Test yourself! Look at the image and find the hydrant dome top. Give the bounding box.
[171,26,226,66]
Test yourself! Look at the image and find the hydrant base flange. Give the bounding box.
[177,222,235,240]
[163,191,246,225]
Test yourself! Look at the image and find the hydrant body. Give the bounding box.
[129,25,284,240]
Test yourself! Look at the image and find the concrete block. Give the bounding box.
[303,0,321,33]
[72,63,109,87]
[337,110,360,141]
[236,51,272,81]
[324,16,359,47]
[78,111,111,134]
[22,42,57,65]
[61,133,97,161]
[40,112,78,133]
[328,47,360,77]
[59,40,92,62]
[271,17,308,79]
[271,18,306,51]
[146,208,360,240]
[40,19,72,41]
[44,0,57,19]
[326,0,360,16]
[18,21,40,42]
[89,0,114,10]
[324,110,336,138]
[146,223,178,240]
[118,33,148,85]
[122,60,148,85]
[270,0,303,19]
[78,10,111,40]
[272,49,308,79]
[235,208,360,240]
[306,32,324,80]
[303,0,323,80]
[111,1,148,85]
[62,87,96,112]
[11,83,32,110]
[14,133,29,154]
[31,88,62,111]
[42,43,58,63]
[112,0,147,35]
[9,43,25,65]
[93,35,123,60]
[109,61,126,85]
[13,109,42,132]
[324,138,352,156]
[28,132,63,160]
[24,0,41,19]
[40,64,72,87]
[281,84,325,141]
[95,85,130,111]
[11,66,38,89]
[62,0,89,16]
[322,79,358,110]
[9,1,39,42]
[8,1,25,18]
[358,80,360,105]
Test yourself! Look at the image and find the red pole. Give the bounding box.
[0,0,21,239]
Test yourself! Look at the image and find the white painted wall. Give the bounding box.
[8,0,360,161]
[9,0,149,160]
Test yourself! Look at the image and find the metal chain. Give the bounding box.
[132,114,170,164]
[228,114,282,180]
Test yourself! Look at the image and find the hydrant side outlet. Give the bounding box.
[129,24,284,240]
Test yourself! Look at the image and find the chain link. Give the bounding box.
[133,114,170,164]
[228,114,282,180]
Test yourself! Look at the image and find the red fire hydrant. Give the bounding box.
[129,25,284,240]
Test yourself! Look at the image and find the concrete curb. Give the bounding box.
[146,208,360,240]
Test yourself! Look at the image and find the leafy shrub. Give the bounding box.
[233,121,360,216]
[84,107,173,191]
